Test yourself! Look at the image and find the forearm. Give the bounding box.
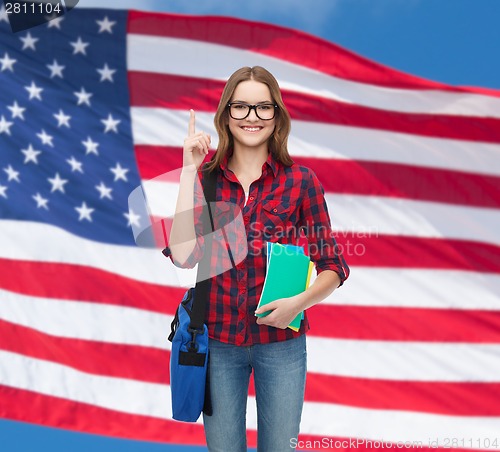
[255,269,340,329]
[168,168,198,264]
[296,270,340,311]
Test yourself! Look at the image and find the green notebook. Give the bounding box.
[256,242,313,331]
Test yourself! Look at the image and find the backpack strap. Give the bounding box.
[188,166,218,338]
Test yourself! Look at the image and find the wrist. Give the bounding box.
[293,292,309,313]
[180,165,198,178]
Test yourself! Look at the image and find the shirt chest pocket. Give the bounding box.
[260,199,292,237]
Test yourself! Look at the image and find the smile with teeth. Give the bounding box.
[241,126,263,132]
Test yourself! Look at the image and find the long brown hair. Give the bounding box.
[206,66,293,172]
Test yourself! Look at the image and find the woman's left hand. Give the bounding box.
[255,295,303,329]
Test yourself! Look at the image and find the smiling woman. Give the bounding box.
[164,66,348,451]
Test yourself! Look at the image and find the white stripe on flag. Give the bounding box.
[328,194,500,246]
[0,350,172,419]
[307,336,500,382]
[319,268,500,310]
[0,221,178,287]
[299,400,500,450]
[0,288,172,348]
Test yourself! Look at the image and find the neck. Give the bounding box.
[229,145,269,175]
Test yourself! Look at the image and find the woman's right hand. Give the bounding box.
[182,109,211,172]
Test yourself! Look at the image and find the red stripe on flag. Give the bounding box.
[150,221,500,273]
[307,305,500,343]
[134,145,185,180]
[0,319,169,384]
[294,157,500,209]
[135,144,500,209]
[333,234,500,273]
[0,258,184,314]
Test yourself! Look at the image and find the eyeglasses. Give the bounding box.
[227,102,278,120]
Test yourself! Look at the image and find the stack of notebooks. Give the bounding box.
[256,242,314,331]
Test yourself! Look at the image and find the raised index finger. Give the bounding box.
[188,109,196,137]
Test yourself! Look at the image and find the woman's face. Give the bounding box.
[228,80,276,153]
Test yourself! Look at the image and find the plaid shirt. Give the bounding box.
[164,152,349,346]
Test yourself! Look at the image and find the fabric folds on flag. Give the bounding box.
[0,6,499,451]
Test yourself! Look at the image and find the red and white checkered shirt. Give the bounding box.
[164,151,349,346]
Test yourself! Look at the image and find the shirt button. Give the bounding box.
[273,208,278,213]
[244,216,249,222]
[249,196,254,201]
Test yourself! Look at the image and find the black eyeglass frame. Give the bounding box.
[227,102,278,121]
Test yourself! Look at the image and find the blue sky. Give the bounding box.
[1,0,499,451]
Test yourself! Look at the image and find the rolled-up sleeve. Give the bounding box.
[162,172,206,269]
[162,236,204,269]
[298,168,349,285]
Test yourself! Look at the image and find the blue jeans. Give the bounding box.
[203,334,307,452]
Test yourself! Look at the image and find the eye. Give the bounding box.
[233,104,248,110]
[258,104,273,111]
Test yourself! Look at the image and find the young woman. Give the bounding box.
[164,66,349,451]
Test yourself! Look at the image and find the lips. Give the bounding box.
[241,126,263,133]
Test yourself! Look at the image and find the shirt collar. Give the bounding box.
[219,149,280,178]
[265,151,279,177]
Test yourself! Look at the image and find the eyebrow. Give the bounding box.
[232,99,274,104]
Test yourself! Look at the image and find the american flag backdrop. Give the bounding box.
[0,6,499,451]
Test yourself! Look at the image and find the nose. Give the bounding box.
[247,106,259,121]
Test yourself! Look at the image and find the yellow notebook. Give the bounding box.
[256,242,313,331]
